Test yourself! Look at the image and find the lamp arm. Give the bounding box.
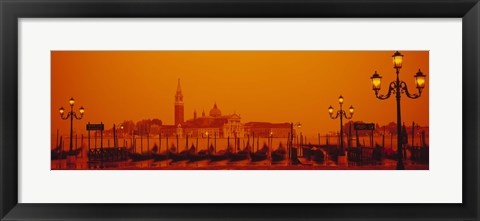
[73,112,84,120]
[400,81,422,99]
[374,81,396,100]
[61,112,71,120]
[344,111,354,120]
[329,111,339,119]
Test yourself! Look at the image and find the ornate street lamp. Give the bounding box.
[328,95,354,155]
[370,51,426,170]
[59,97,85,159]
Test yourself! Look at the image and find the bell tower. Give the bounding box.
[174,78,184,126]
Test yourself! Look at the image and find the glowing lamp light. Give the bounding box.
[392,51,403,69]
[328,105,334,114]
[414,69,426,89]
[370,71,382,90]
[69,97,75,106]
[79,106,85,115]
[338,95,344,104]
[349,106,354,114]
[296,123,302,128]
[59,107,65,115]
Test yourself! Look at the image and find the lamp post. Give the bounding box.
[289,122,302,164]
[269,131,273,149]
[328,95,354,156]
[269,131,273,158]
[206,131,209,151]
[412,122,419,149]
[370,51,426,170]
[113,124,124,148]
[59,97,85,157]
[120,125,124,147]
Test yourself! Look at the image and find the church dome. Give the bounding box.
[209,103,222,117]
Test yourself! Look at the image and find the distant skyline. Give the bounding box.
[51,51,429,137]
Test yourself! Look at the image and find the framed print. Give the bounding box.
[1,0,479,220]
[50,50,430,171]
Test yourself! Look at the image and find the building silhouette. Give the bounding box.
[244,122,290,138]
[183,103,244,138]
[161,79,290,139]
[174,78,184,126]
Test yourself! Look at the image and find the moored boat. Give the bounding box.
[128,152,152,162]
[229,151,249,161]
[229,144,250,162]
[271,142,287,162]
[151,152,168,161]
[187,145,209,162]
[250,143,268,162]
[168,150,188,162]
[151,144,168,161]
[209,150,230,162]
[52,147,83,160]
[310,147,325,163]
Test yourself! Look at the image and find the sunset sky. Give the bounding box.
[51,51,429,138]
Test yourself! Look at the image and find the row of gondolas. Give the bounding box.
[52,141,327,164]
[127,143,288,163]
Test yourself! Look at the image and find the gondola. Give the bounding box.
[229,151,249,161]
[187,145,209,162]
[52,147,82,160]
[271,151,286,162]
[250,151,268,162]
[168,150,188,162]
[229,145,250,161]
[209,150,230,162]
[227,140,251,162]
[188,150,209,162]
[51,136,66,160]
[128,152,152,162]
[310,147,325,163]
[151,148,168,161]
[271,143,287,162]
[151,144,168,161]
[151,152,168,161]
[372,144,383,162]
[51,145,65,160]
[51,149,67,160]
[250,143,268,162]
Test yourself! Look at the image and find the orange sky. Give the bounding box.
[51,51,429,138]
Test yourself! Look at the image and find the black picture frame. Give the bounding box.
[1,0,479,220]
